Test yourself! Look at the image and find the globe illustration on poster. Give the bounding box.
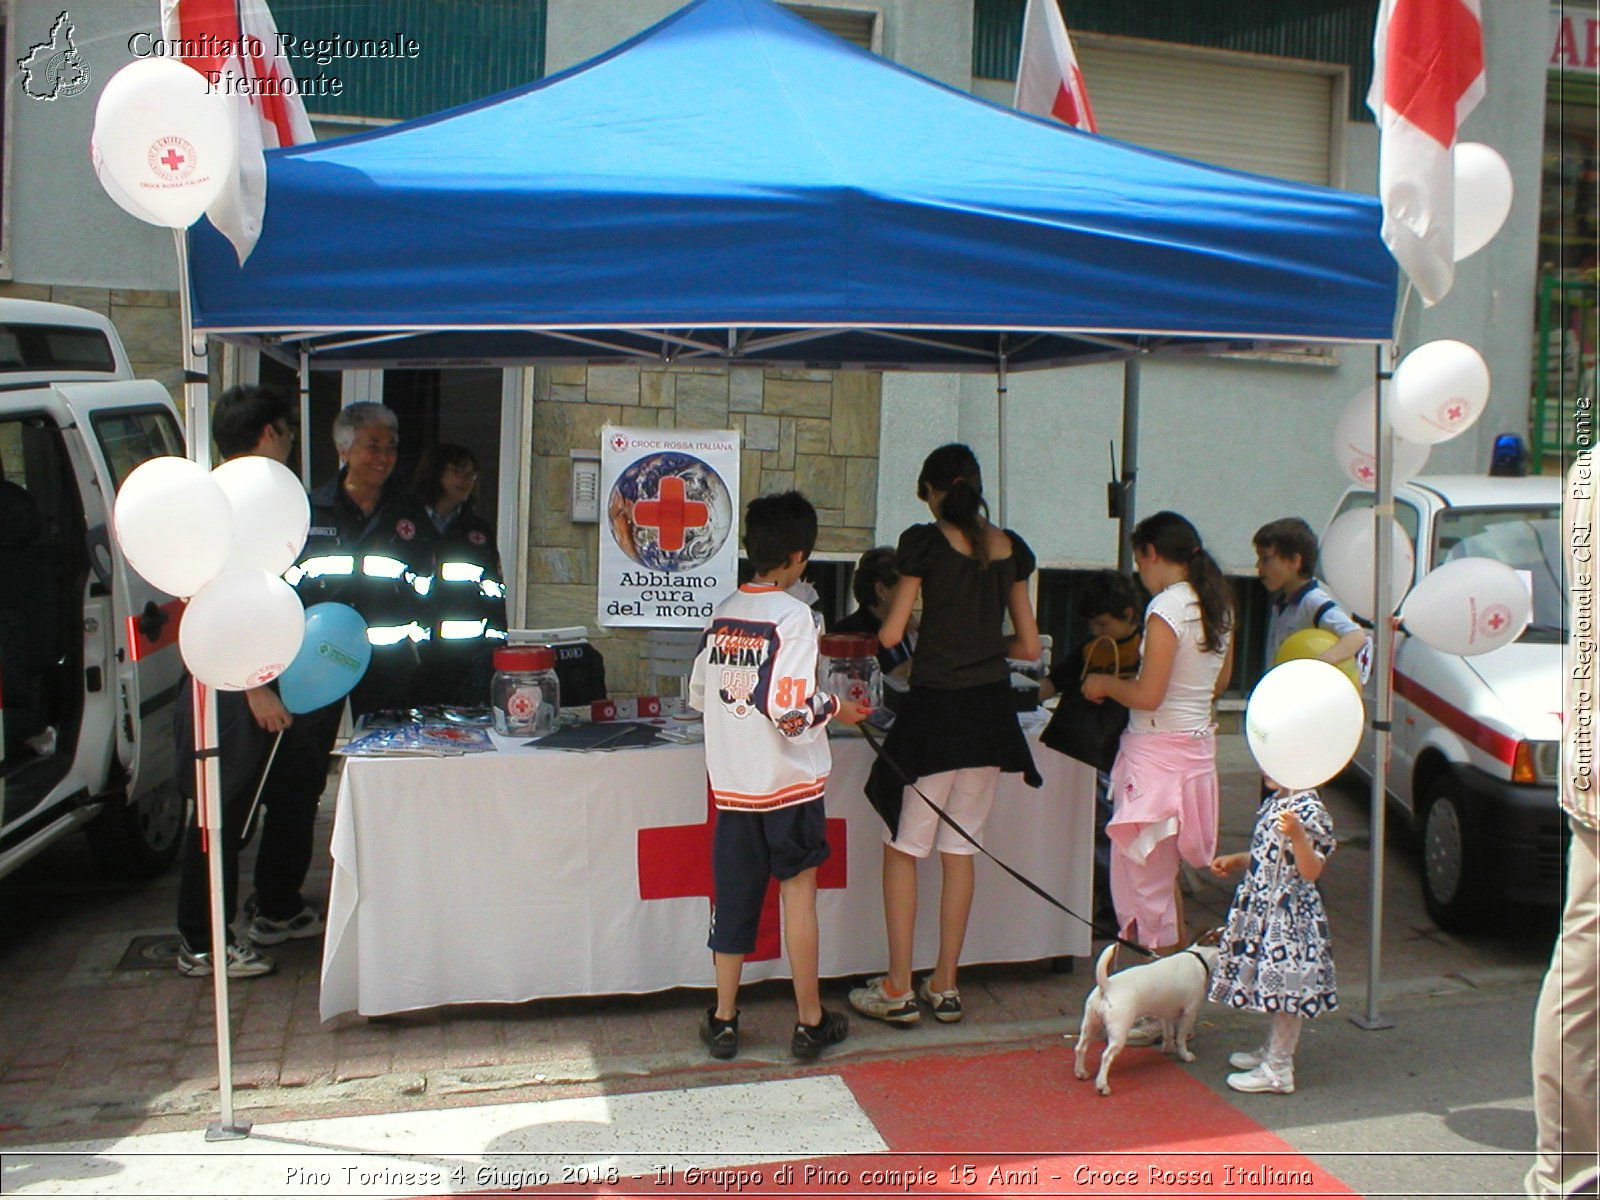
[607,452,734,571]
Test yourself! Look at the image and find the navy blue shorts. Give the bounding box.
[708,799,830,955]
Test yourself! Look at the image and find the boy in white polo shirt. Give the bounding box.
[1253,518,1369,670]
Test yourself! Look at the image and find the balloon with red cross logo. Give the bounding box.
[90,58,236,229]
[1390,340,1490,446]
[606,451,733,572]
[1401,556,1531,657]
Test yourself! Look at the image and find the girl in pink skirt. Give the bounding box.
[1082,511,1234,956]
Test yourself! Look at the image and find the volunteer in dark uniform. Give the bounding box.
[172,384,296,977]
[246,401,425,946]
[405,443,507,707]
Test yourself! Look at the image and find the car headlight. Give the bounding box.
[1512,740,1558,786]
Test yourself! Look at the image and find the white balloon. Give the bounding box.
[112,456,233,598]
[90,135,165,226]
[1454,142,1514,262]
[1401,556,1531,656]
[179,570,305,691]
[1320,507,1415,620]
[1391,340,1491,445]
[212,456,311,576]
[1246,659,1365,790]
[1331,385,1432,487]
[91,59,235,229]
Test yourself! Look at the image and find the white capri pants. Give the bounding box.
[887,766,1000,857]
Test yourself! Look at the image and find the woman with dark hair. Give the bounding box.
[850,444,1042,1027]
[1083,510,1234,967]
[408,444,507,706]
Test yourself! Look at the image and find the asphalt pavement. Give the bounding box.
[0,734,1562,1198]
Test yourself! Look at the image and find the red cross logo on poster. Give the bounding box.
[633,476,711,553]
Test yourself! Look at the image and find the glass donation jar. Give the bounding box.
[819,633,881,710]
[491,646,560,736]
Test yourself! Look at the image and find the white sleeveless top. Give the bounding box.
[1128,582,1229,735]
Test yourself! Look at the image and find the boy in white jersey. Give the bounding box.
[689,491,870,1060]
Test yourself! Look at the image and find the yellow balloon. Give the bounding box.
[1275,627,1359,685]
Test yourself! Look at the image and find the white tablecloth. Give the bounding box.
[320,729,1094,1018]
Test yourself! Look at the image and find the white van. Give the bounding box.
[0,299,186,880]
[1329,474,1565,931]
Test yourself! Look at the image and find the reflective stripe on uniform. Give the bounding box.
[291,555,357,583]
[439,561,486,584]
[439,619,489,641]
[366,622,428,646]
[362,555,408,579]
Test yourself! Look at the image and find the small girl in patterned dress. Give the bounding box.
[1207,785,1338,1095]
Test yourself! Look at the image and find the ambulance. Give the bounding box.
[1330,474,1565,931]
[0,299,185,881]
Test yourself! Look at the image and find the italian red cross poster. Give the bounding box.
[598,426,740,628]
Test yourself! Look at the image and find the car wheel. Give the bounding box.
[84,784,184,878]
[1420,780,1489,932]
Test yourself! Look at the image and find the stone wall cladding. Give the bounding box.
[532,365,882,696]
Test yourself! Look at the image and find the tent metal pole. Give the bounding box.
[175,230,252,1135]
[995,338,1009,529]
[1116,358,1141,574]
[1354,341,1397,1031]
[298,348,312,488]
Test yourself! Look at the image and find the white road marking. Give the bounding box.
[1,1075,887,1197]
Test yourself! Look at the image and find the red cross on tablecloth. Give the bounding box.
[637,788,847,961]
[633,476,710,554]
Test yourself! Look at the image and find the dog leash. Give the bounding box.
[858,723,1157,960]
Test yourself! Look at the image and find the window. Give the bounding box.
[1072,36,1343,188]
[0,324,116,374]
[784,4,877,51]
[1437,506,1565,641]
[1333,490,1422,547]
[90,409,184,492]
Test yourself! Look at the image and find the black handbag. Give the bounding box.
[1040,636,1129,773]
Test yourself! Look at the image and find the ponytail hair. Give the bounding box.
[918,443,991,566]
[1131,511,1234,653]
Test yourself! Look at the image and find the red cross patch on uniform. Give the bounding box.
[469,530,487,545]
[396,518,416,540]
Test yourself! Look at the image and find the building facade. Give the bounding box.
[1,0,1557,692]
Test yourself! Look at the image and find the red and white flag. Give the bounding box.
[1366,0,1485,306]
[1014,0,1097,132]
[160,0,314,265]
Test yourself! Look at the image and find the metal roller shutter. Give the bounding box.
[1075,36,1341,187]
[784,4,877,51]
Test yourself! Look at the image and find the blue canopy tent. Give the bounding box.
[182,0,1409,1033]
[186,0,1396,371]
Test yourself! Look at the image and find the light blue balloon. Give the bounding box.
[277,603,371,714]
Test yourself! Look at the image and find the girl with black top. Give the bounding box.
[851,444,1042,1026]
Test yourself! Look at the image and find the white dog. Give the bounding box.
[1072,934,1221,1095]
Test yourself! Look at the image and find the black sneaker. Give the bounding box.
[699,1007,739,1060]
[791,1008,849,1060]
